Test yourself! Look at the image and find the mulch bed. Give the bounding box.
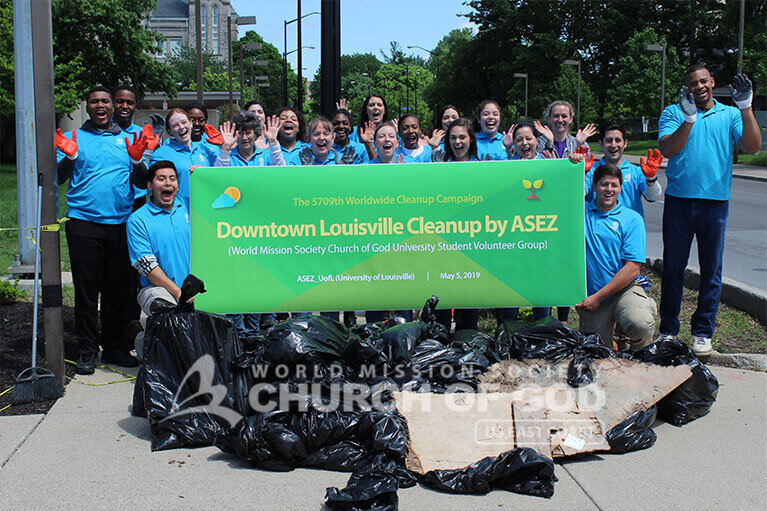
[0,302,77,416]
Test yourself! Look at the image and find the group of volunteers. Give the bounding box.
[55,64,760,374]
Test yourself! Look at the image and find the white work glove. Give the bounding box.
[729,73,753,109]
[679,87,697,123]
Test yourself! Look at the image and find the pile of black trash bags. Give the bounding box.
[132,280,718,510]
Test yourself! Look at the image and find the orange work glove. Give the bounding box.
[55,129,78,158]
[640,149,663,180]
[125,132,148,164]
[141,123,160,151]
[575,146,594,173]
[204,123,223,145]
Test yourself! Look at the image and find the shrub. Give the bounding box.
[0,279,25,305]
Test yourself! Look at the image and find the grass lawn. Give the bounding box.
[737,151,767,166]
[0,166,70,272]
[589,139,659,156]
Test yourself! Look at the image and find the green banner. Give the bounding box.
[190,159,586,313]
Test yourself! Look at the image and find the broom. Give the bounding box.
[11,174,63,404]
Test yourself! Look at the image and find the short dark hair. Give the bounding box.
[358,94,390,128]
[593,162,623,186]
[112,84,137,99]
[397,114,420,132]
[331,108,352,122]
[184,102,208,119]
[435,104,460,131]
[600,121,627,141]
[84,85,112,102]
[474,99,501,133]
[243,101,266,114]
[685,64,709,77]
[444,118,478,161]
[147,160,177,182]
[512,122,537,139]
[231,111,260,136]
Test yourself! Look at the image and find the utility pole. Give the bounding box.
[195,0,203,103]
[297,0,303,112]
[31,0,64,385]
[320,0,341,118]
[737,0,745,73]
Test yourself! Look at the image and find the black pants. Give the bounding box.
[66,218,138,356]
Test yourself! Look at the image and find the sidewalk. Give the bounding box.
[619,153,767,182]
[0,364,765,510]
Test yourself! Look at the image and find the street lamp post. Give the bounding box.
[284,45,315,106]
[228,15,257,117]
[240,42,260,103]
[563,59,581,129]
[643,44,667,113]
[283,10,320,107]
[512,73,528,119]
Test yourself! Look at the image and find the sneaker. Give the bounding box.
[75,351,98,375]
[691,336,713,357]
[655,333,678,343]
[101,349,139,368]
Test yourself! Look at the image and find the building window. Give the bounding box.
[212,5,219,54]
[201,5,207,51]
[169,38,182,56]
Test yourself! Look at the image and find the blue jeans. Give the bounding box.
[228,313,261,339]
[660,195,728,338]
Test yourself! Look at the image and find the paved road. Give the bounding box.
[642,172,767,292]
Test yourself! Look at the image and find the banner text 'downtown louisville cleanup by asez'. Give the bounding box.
[190,159,586,313]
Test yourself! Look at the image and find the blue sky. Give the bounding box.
[231,0,477,77]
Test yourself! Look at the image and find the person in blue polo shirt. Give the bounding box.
[474,100,512,160]
[214,112,285,168]
[286,117,340,166]
[577,163,657,349]
[127,160,190,357]
[657,67,761,356]
[277,107,308,161]
[55,85,148,373]
[585,122,663,218]
[396,114,432,163]
[331,108,370,164]
[184,102,224,152]
[149,108,219,211]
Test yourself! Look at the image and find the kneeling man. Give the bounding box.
[127,160,190,356]
[577,163,656,349]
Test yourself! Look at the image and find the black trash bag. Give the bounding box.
[419,447,555,497]
[409,338,490,390]
[140,308,246,451]
[449,330,502,365]
[263,314,350,366]
[605,407,657,454]
[325,470,399,511]
[620,339,719,426]
[502,322,613,387]
[419,295,449,342]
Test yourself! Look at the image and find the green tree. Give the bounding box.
[602,28,683,119]
[0,0,15,116]
[374,63,433,127]
[166,43,226,90]
[308,52,381,117]
[552,64,597,124]
[51,0,177,112]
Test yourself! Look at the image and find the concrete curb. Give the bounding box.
[707,351,767,372]
[647,257,767,323]
[732,172,767,183]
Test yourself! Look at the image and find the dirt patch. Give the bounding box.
[0,301,78,416]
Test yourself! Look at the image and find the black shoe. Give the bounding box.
[75,351,98,375]
[122,320,143,351]
[101,349,139,368]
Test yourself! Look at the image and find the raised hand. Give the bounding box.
[502,124,518,149]
[533,120,554,146]
[204,123,223,145]
[140,123,160,151]
[55,129,78,158]
[264,115,282,144]
[359,120,375,145]
[679,86,697,122]
[640,149,663,180]
[335,98,349,111]
[575,123,597,146]
[427,129,445,149]
[391,117,398,132]
[125,131,147,164]
[572,146,593,172]
[218,121,237,151]
[729,73,753,109]
[395,154,405,164]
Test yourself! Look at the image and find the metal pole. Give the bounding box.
[195,0,203,103]
[283,21,288,106]
[576,61,581,129]
[13,0,37,267]
[31,0,64,385]
[690,0,696,66]
[406,65,410,112]
[494,30,500,102]
[524,74,528,119]
[228,16,234,116]
[661,46,666,112]
[737,0,745,73]
[250,59,254,99]
[297,0,303,112]
[320,0,341,118]
[239,44,244,104]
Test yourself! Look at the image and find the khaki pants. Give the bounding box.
[578,284,656,349]
[135,285,178,358]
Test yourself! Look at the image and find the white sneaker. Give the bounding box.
[656,333,677,342]
[691,336,713,357]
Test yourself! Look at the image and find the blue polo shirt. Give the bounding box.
[476,131,508,160]
[229,146,273,167]
[127,198,190,289]
[396,144,432,163]
[56,124,134,224]
[510,153,544,160]
[584,199,645,298]
[334,140,370,164]
[587,158,650,217]
[149,138,218,211]
[286,148,338,166]
[281,140,309,160]
[659,99,743,201]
